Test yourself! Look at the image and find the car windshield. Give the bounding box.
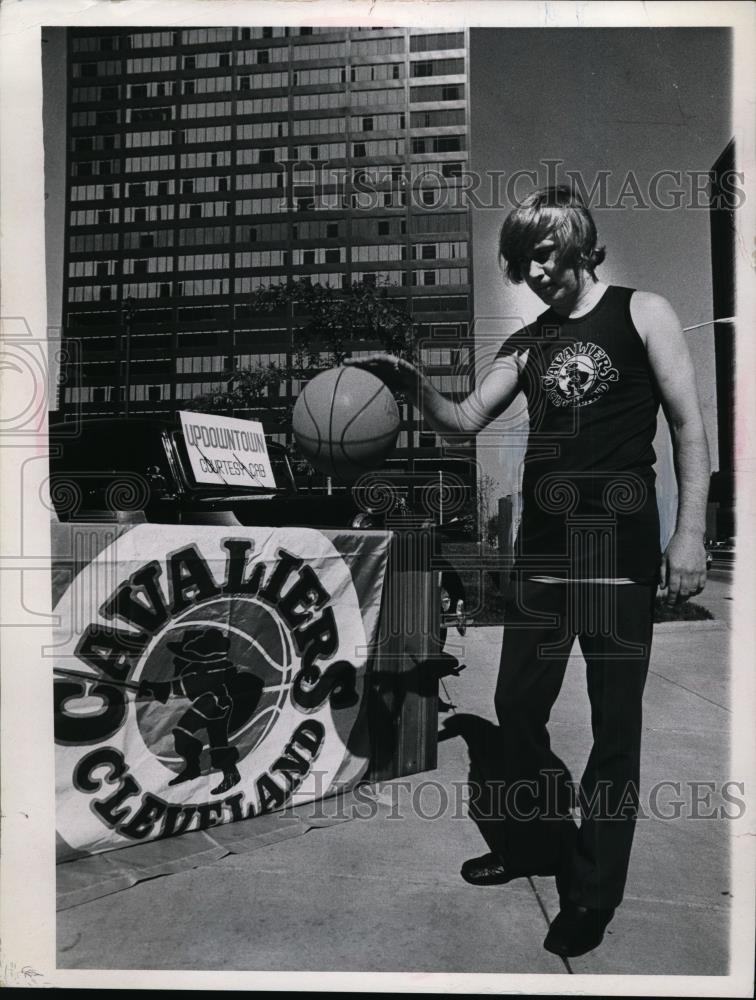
[51,421,172,475]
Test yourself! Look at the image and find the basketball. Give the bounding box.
[292,367,401,482]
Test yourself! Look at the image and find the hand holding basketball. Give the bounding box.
[343,353,419,395]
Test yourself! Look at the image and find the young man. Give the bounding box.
[346,186,709,957]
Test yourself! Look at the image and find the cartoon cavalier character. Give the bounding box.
[138,625,262,795]
[557,357,596,400]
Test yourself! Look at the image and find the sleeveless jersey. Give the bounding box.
[512,285,661,582]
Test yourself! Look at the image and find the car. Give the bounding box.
[48,415,468,646]
[48,415,355,527]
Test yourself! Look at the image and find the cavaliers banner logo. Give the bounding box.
[53,525,391,860]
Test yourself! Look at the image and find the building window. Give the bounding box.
[443,162,463,178]
[326,222,339,238]
[159,283,171,297]
[98,210,111,225]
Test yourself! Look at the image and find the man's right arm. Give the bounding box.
[344,349,523,443]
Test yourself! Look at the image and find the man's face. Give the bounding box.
[520,238,582,309]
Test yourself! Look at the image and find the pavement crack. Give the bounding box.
[622,893,730,912]
[647,669,730,713]
[526,876,572,973]
[226,864,467,889]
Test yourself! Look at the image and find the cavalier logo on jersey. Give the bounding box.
[53,525,389,859]
[542,340,619,407]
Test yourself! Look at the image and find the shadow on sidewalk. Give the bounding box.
[439,712,509,855]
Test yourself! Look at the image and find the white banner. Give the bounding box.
[53,524,391,860]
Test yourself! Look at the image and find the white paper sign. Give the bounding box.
[179,411,276,489]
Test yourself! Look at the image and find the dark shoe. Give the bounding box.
[554,864,572,907]
[543,902,615,957]
[168,763,201,786]
[461,852,559,886]
[211,765,241,796]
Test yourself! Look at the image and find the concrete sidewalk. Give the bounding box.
[58,580,734,976]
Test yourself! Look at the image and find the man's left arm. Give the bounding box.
[631,291,710,605]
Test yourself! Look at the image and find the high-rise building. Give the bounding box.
[60,25,475,499]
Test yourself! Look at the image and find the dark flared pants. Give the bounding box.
[490,578,655,910]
